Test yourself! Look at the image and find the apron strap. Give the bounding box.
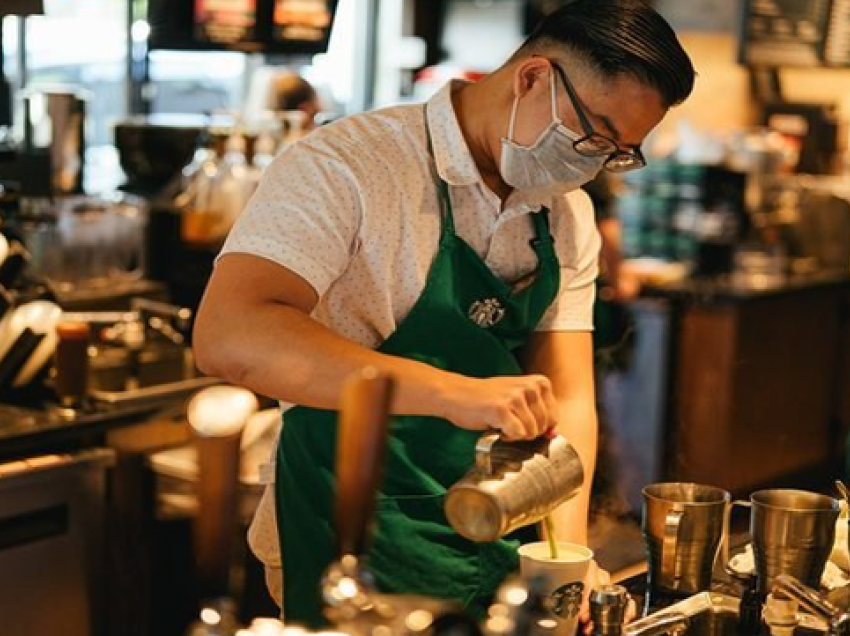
[423,105,457,240]
[529,207,554,245]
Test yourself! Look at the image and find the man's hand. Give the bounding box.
[438,373,558,440]
[578,560,637,635]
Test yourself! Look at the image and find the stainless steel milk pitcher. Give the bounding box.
[743,489,840,594]
[444,432,584,543]
[642,482,731,596]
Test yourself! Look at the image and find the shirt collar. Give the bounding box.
[425,79,559,211]
[425,80,483,187]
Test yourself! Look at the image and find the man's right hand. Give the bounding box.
[438,373,557,440]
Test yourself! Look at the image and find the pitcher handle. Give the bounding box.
[722,499,753,579]
[662,508,684,585]
[475,432,501,476]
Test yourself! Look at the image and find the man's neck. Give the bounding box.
[451,78,513,201]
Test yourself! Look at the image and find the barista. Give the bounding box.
[193,0,695,625]
[270,71,321,135]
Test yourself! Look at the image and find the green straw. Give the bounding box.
[544,515,559,559]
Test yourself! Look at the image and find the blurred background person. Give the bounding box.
[270,71,321,133]
[244,68,324,139]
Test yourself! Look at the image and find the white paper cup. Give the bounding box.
[518,542,594,636]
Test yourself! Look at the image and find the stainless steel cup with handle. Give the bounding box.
[642,482,731,596]
[745,489,839,594]
[444,432,584,543]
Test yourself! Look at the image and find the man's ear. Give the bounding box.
[512,57,552,99]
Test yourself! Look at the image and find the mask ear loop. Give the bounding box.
[506,92,521,142]
[548,67,561,124]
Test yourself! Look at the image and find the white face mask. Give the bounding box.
[500,72,605,198]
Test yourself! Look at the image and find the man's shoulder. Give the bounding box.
[283,102,428,182]
[564,187,594,214]
[310,102,426,150]
[547,187,594,221]
[548,188,600,247]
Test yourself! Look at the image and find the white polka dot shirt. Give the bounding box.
[220,80,601,571]
[220,80,601,351]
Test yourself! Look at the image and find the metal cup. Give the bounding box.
[642,482,731,596]
[746,489,839,594]
[444,433,584,543]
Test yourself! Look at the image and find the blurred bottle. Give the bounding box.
[250,125,278,193]
[178,130,227,248]
[216,127,253,228]
[277,110,308,150]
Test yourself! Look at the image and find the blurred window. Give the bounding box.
[2,0,129,147]
[147,49,248,115]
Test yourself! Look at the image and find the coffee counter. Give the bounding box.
[0,399,182,462]
[0,392,200,636]
[643,269,850,304]
[610,269,850,507]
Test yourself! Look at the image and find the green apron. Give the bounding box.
[275,141,562,626]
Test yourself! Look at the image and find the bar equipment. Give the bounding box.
[12,192,148,293]
[641,483,730,599]
[769,575,850,636]
[444,432,584,543]
[53,320,91,409]
[743,489,840,595]
[0,298,61,390]
[0,448,114,636]
[322,367,471,635]
[17,86,90,196]
[590,585,631,636]
[186,385,260,600]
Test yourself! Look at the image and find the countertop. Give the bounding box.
[0,396,186,462]
[642,269,850,305]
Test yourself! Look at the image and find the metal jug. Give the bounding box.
[444,432,584,543]
[743,489,839,594]
[20,87,90,196]
[642,482,731,596]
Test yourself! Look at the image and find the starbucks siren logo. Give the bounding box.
[549,581,584,618]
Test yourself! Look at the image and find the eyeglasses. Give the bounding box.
[550,63,646,173]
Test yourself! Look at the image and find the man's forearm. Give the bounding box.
[196,296,461,417]
[550,403,598,546]
[196,292,562,439]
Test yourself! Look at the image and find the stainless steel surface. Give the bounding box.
[642,483,730,596]
[590,584,630,636]
[70,299,210,408]
[89,375,222,407]
[631,590,830,636]
[748,489,839,594]
[87,343,198,391]
[130,296,193,333]
[20,87,88,195]
[835,480,850,508]
[623,610,688,636]
[0,448,114,636]
[444,432,584,543]
[771,575,850,636]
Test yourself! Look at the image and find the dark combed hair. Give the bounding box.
[520,0,695,108]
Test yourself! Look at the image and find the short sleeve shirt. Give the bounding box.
[219,80,601,349]
[220,80,601,571]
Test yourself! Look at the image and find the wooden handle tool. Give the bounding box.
[334,366,395,558]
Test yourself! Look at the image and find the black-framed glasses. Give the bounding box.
[550,63,646,173]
